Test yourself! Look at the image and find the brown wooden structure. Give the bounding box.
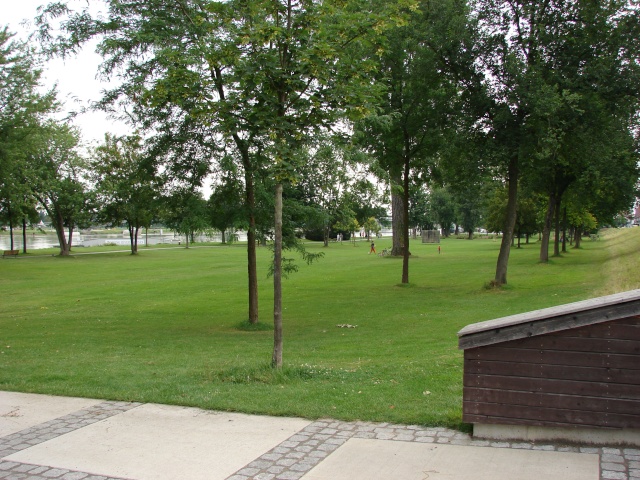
[458,289,640,444]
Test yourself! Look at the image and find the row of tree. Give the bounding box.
[1,0,638,367]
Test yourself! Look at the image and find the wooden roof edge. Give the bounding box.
[457,288,640,340]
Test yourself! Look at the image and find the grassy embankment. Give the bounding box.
[1,228,638,430]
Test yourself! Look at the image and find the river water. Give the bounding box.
[0,231,249,251]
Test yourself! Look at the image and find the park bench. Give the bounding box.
[2,250,19,258]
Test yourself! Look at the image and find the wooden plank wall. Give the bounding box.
[463,316,640,429]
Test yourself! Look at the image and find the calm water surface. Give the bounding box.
[0,232,246,251]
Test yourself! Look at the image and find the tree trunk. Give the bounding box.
[574,226,582,249]
[134,226,139,254]
[22,218,27,254]
[561,207,567,253]
[129,224,137,254]
[272,183,283,369]
[553,195,561,257]
[390,170,403,256]
[9,214,14,251]
[494,158,518,285]
[540,193,555,263]
[67,226,74,254]
[47,205,69,256]
[245,170,259,324]
[401,158,410,284]
[323,223,329,247]
[221,230,226,244]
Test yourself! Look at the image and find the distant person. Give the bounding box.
[438,245,441,254]
[369,241,376,255]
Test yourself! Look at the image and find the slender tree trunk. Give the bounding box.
[540,193,555,263]
[221,230,226,244]
[553,196,561,257]
[272,183,283,369]
[390,170,403,256]
[67,226,74,254]
[49,207,68,256]
[323,223,329,247]
[134,226,139,254]
[245,170,259,324]
[574,226,582,248]
[22,218,27,254]
[129,224,136,254]
[8,211,14,251]
[561,207,567,253]
[401,159,410,284]
[494,158,518,285]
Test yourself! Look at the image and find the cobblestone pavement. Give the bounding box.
[1,399,638,480]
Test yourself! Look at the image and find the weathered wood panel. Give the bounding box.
[463,387,639,414]
[463,373,640,399]
[465,359,638,384]
[463,402,636,429]
[462,316,640,429]
[466,347,640,370]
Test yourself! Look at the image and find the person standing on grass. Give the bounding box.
[370,241,376,254]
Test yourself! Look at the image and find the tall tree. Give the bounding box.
[28,122,94,256]
[296,136,357,247]
[0,28,57,252]
[471,0,640,285]
[356,0,471,283]
[430,187,457,237]
[92,133,159,254]
[160,188,209,247]
[38,0,404,367]
[207,173,245,244]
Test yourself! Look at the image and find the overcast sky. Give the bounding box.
[4,0,130,145]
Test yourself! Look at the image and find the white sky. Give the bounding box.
[3,0,131,145]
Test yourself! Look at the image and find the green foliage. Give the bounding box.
[91,133,159,253]
[160,189,209,245]
[0,27,57,243]
[207,173,245,243]
[26,121,94,255]
[362,216,381,238]
[469,0,640,281]
[430,187,457,235]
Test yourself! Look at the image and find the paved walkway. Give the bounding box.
[0,391,638,480]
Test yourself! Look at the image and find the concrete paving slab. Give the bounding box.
[0,391,101,436]
[6,403,311,480]
[302,438,600,480]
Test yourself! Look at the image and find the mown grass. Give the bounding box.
[1,229,638,430]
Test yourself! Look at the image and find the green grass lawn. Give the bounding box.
[1,228,638,430]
